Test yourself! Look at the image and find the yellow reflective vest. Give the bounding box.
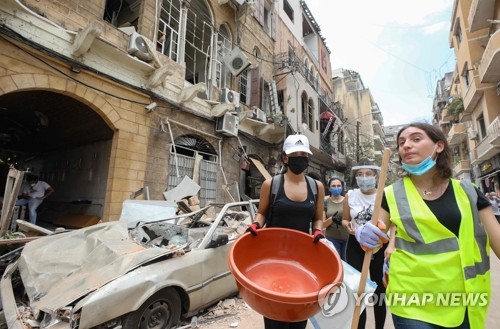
[385,178,490,329]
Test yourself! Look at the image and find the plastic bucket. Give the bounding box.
[228,228,343,322]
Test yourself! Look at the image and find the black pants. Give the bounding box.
[263,318,307,329]
[346,235,387,329]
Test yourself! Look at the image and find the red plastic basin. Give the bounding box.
[228,228,343,322]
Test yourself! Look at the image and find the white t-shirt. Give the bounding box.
[23,181,51,199]
[347,188,376,229]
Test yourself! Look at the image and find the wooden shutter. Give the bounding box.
[250,67,261,107]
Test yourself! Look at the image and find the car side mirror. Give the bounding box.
[207,233,228,248]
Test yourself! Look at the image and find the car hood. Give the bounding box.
[18,221,184,314]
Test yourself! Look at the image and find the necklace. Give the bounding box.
[415,180,448,197]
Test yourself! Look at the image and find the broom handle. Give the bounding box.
[350,148,392,329]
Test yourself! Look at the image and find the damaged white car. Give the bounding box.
[0,200,258,329]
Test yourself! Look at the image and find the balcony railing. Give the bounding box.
[453,160,471,176]
[479,28,500,83]
[448,123,466,145]
[476,133,500,161]
[468,0,494,33]
[487,115,500,146]
[463,76,485,113]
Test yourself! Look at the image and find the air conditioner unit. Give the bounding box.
[216,112,239,136]
[221,88,240,107]
[224,47,251,76]
[127,32,153,62]
[468,129,479,140]
[252,107,267,122]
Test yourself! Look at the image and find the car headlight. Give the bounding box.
[41,307,79,329]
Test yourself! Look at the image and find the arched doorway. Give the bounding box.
[0,90,113,225]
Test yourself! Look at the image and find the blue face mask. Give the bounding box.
[401,146,437,176]
[330,187,342,196]
[356,176,376,191]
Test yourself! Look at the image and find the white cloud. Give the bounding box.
[304,0,454,126]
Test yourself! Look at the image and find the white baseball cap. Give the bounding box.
[283,134,312,155]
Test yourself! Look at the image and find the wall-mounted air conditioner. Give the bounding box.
[224,47,251,76]
[216,112,239,136]
[252,107,267,122]
[468,130,479,140]
[128,32,153,62]
[221,88,240,107]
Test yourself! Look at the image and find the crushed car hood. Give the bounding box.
[18,221,184,314]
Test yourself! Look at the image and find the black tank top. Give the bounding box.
[268,176,317,233]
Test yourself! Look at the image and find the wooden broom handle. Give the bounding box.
[351,148,392,328]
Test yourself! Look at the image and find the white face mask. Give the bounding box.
[30,183,36,187]
[356,176,376,191]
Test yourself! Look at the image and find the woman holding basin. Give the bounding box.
[245,133,326,329]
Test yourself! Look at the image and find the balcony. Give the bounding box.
[487,115,500,146]
[463,75,485,113]
[468,0,495,33]
[479,29,500,83]
[470,148,479,166]
[453,160,471,176]
[476,133,500,162]
[448,123,466,146]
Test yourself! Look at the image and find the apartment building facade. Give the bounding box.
[272,0,347,180]
[447,0,500,193]
[0,0,341,221]
[332,68,386,184]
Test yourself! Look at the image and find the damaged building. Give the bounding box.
[0,0,345,225]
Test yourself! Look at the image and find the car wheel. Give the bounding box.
[121,288,181,329]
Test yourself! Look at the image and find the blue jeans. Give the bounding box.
[392,311,470,329]
[15,198,43,224]
[326,237,347,261]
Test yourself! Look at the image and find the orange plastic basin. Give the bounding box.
[228,228,343,322]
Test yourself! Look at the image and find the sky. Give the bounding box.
[305,0,456,127]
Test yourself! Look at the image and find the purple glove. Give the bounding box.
[246,222,260,236]
[383,258,389,288]
[354,221,389,250]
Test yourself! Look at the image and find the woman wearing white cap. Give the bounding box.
[246,133,325,329]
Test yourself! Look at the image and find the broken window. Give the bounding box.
[239,69,249,104]
[168,135,218,206]
[184,0,214,85]
[216,24,233,89]
[103,0,141,29]
[158,0,181,61]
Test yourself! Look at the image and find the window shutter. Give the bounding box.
[254,0,263,25]
[250,67,261,107]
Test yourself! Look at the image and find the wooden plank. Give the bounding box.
[0,236,41,245]
[16,220,53,235]
[249,158,271,180]
[0,169,25,237]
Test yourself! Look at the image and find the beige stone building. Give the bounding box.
[0,0,340,223]
[445,0,500,192]
[273,0,346,181]
[332,68,385,185]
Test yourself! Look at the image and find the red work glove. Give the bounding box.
[312,229,325,244]
[246,222,261,236]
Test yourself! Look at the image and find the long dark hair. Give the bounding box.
[396,122,452,179]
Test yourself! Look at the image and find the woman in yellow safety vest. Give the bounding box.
[354,122,500,329]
